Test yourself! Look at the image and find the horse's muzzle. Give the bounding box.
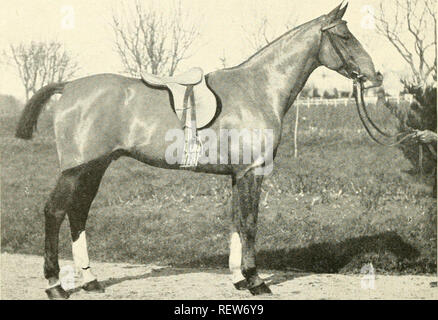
[363,71,383,89]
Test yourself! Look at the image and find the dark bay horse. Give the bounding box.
[15,3,382,299]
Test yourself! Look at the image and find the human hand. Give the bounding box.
[416,130,437,144]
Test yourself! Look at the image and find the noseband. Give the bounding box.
[321,20,364,81]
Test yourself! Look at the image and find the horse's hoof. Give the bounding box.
[249,282,272,296]
[233,279,249,290]
[45,285,70,300]
[82,279,105,293]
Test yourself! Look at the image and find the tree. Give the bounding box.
[299,85,312,98]
[111,1,201,77]
[375,0,436,86]
[383,84,437,179]
[6,41,78,101]
[312,88,321,98]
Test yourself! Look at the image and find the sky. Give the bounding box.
[0,0,411,100]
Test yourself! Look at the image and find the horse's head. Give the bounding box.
[318,2,383,88]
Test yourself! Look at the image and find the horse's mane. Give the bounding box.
[224,15,326,70]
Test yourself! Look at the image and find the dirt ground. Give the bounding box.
[1,253,436,300]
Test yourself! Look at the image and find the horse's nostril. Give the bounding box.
[376,71,383,81]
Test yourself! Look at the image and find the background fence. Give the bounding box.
[294,95,414,108]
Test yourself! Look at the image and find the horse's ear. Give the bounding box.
[327,2,343,21]
[327,1,348,22]
[336,2,348,20]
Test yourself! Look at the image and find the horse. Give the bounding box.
[15,3,383,299]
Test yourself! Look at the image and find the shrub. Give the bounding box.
[0,95,23,115]
[383,83,436,179]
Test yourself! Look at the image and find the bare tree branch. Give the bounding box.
[241,12,299,51]
[219,50,228,68]
[111,0,201,77]
[375,0,436,86]
[4,41,78,101]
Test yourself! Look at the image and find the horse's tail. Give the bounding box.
[15,82,68,140]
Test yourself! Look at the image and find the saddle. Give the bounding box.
[141,67,217,167]
[141,67,217,129]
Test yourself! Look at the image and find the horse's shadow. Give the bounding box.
[257,231,420,273]
[68,231,420,293]
[101,267,198,288]
[67,267,198,294]
[190,231,418,270]
[174,231,420,285]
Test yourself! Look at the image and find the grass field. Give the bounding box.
[1,98,436,275]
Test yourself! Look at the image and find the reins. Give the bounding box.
[354,80,436,176]
[353,80,419,147]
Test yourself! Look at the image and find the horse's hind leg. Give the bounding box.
[43,178,69,299]
[230,171,272,295]
[44,156,112,299]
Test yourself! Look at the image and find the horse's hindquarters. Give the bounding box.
[53,74,181,171]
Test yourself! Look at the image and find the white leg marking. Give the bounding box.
[72,231,96,284]
[47,280,61,289]
[229,232,245,283]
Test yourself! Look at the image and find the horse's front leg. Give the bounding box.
[229,171,272,295]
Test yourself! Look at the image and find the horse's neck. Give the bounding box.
[237,22,322,122]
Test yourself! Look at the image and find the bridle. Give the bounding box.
[321,20,364,82]
[320,20,419,147]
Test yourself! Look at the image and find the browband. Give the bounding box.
[321,20,347,31]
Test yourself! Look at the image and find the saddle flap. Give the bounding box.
[193,81,217,128]
[168,77,217,128]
